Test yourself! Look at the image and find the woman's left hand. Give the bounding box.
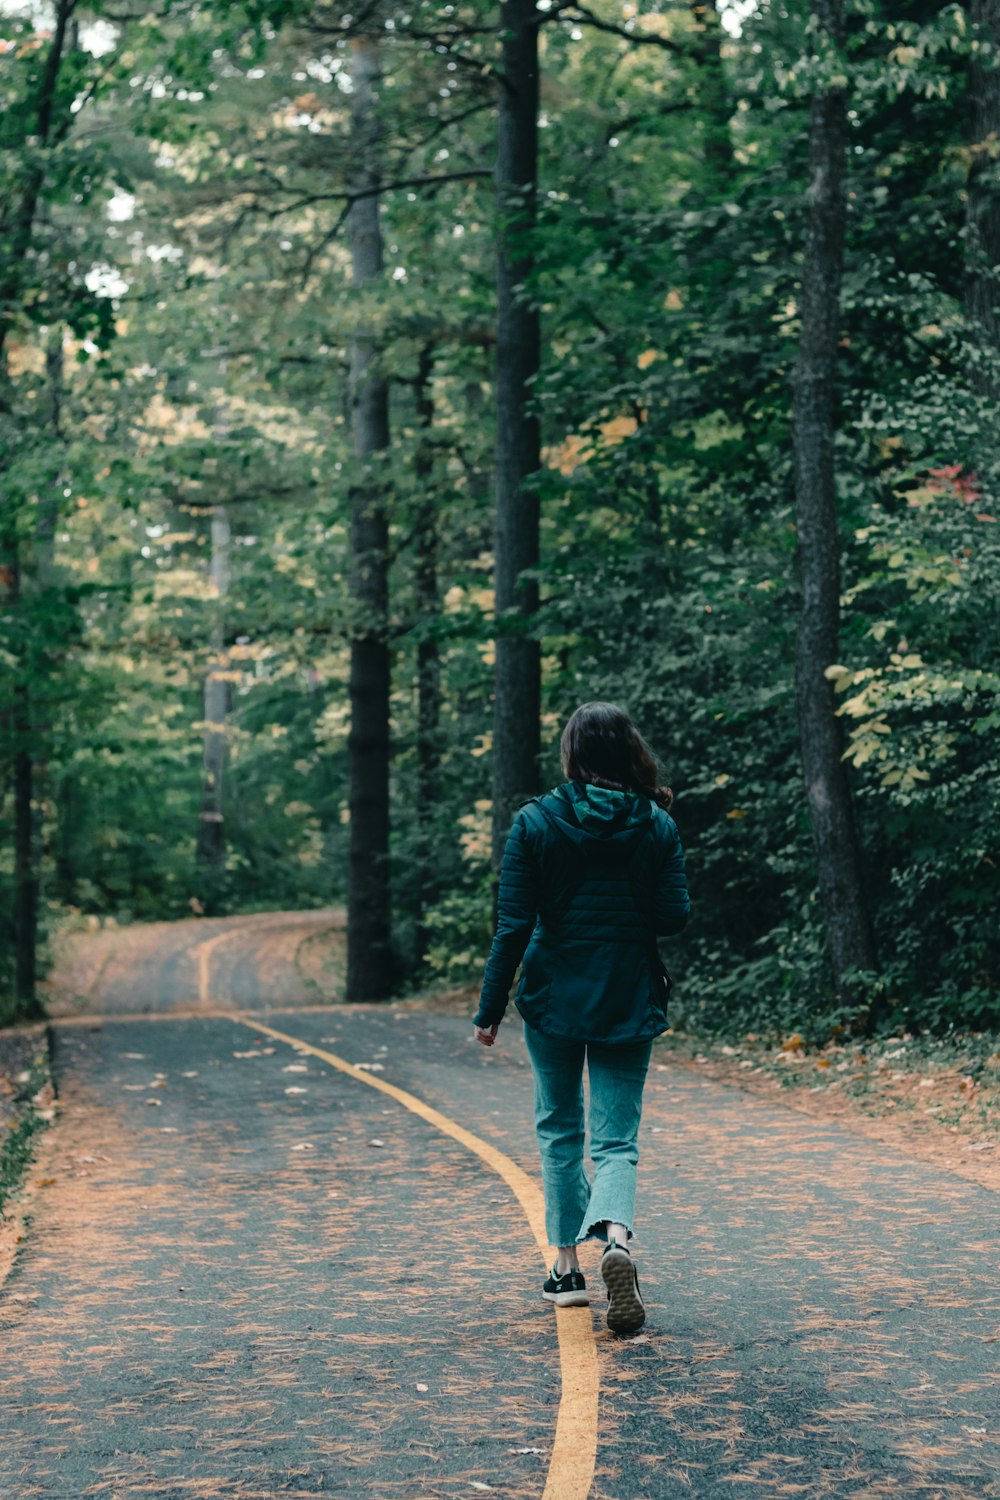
[474,1023,499,1047]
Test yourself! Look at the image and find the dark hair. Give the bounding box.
[560,701,673,812]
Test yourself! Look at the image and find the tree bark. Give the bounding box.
[0,0,75,369]
[965,0,1000,400]
[792,0,877,1007]
[346,37,393,1002]
[492,0,542,868]
[1,3,74,1011]
[414,344,441,968]
[9,327,64,1014]
[196,504,231,875]
[11,542,36,1009]
[13,720,37,1008]
[689,0,734,186]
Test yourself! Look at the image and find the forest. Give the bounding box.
[1,0,997,1040]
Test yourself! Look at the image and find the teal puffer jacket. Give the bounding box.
[475,781,690,1044]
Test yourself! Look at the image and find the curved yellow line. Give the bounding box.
[236,1015,599,1500]
[196,929,233,1006]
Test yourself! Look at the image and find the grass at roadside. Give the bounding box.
[0,1029,56,1219]
[658,1027,1000,1130]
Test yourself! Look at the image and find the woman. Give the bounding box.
[473,702,690,1335]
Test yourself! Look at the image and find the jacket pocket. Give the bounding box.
[516,978,552,1030]
[646,948,672,1025]
[516,941,554,1030]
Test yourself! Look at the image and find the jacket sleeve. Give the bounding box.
[654,815,691,936]
[474,812,541,1027]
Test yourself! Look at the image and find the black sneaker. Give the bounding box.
[542,1265,589,1307]
[601,1240,645,1334]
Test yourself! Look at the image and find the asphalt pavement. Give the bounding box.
[1,1001,998,1499]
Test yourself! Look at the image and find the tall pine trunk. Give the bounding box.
[414,344,440,968]
[10,327,63,1014]
[792,0,876,1011]
[346,38,392,1001]
[689,0,733,186]
[965,0,1000,399]
[492,0,542,867]
[12,549,36,1008]
[196,504,231,878]
[0,0,73,367]
[2,5,74,1016]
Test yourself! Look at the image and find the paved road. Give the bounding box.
[44,910,344,1016]
[2,928,999,1497]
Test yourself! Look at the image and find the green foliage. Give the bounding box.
[0,1054,51,1215]
[0,0,996,1036]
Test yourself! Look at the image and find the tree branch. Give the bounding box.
[603,100,694,142]
[545,2,684,53]
[256,167,494,221]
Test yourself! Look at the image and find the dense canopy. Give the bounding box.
[1,0,997,1038]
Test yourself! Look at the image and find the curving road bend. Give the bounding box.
[43,907,345,1016]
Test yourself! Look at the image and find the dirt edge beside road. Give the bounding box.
[0,1024,57,1290]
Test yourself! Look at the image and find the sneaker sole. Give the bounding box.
[602,1249,645,1334]
[542,1289,590,1307]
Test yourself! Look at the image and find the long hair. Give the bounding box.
[560,701,673,812]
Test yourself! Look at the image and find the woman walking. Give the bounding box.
[474,702,690,1335]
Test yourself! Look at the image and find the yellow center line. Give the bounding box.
[236,1014,599,1500]
[196,924,255,1005]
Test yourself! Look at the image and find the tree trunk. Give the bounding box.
[1,0,73,1009]
[792,0,877,1009]
[11,541,36,1009]
[10,327,64,1015]
[965,0,1000,401]
[13,725,37,1008]
[0,0,74,369]
[346,37,393,1002]
[492,0,542,868]
[689,0,734,187]
[414,344,441,968]
[196,504,231,876]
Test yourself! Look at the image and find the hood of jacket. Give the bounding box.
[538,780,653,850]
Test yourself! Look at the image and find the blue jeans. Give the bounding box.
[523,1025,652,1249]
